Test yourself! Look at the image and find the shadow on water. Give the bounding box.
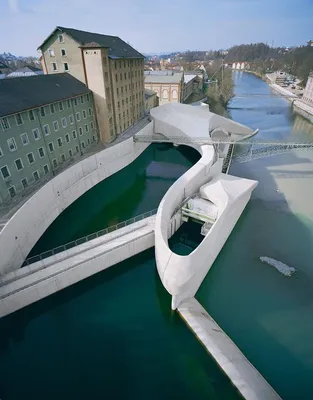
[196,73,313,399]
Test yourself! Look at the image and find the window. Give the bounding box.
[76,145,79,153]
[43,164,49,175]
[74,98,78,106]
[43,124,50,136]
[38,147,45,158]
[65,133,70,143]
[53,121,59,131]
[106,87,110,98]
[118,101,120,108]
[40,107,45,117]
[28,110,35,121]
[58,34,64,43]
[21,178,28,189]
[76,112,81,122]
[85,124,89,133]
[120,73,122,80]
[105,72,108,80]
[8,186,16,198]
[1,165,10,179]
[116,88,119,95]
[15,113,23,126]
[126,97,128,104]
[125,85,127,92]
[67,99,71,108]
[1,117,10,131]
[108,103,111,111]
[52,159,57,168]
[0,146,2,157]
[121,87,124,94]
[82,110,87,119]
[48,48,55,57]
[69,149,73,157]
[88,138,90,145]
[52,62,57,71]
[50,104,55,114]
[80,95,84,104]
[61,117,67,128]
[59,102,64,111]
[27,153,35,164]
[124,72,127,79]
[79,127,83,136]
[57,138,63,147]
[48,142,54,152]
[64,63,69,71]
[115,74,118,82]
[72,130,77,139]
[122,99,124,106]
[15,158,24,171]
[91,121,94,130]
[93,135,95,142]
[69,114,74,125]
[7,138,17,152]
[20,133,29,146]
[82,141,85,149]
[109,117,113,125]
[86,94,90,102]
[61,154,66,162]
[32,128,40,141]
[61,48,66,56]
[33,170,40,181]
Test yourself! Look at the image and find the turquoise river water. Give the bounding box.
[1,71,313,399]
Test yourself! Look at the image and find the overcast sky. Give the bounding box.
[0,0,312,56]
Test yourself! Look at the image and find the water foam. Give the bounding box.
[260,256,296,277]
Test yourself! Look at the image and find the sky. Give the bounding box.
[0,0,312,56]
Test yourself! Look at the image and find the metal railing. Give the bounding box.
[133,134,313,147]
[23,208,157,267]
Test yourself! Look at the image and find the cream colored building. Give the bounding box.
[303,72,313,105]
[38,26,145,143]
[144,72,183,105]
[144,89,159,112]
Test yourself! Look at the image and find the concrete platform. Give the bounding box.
[178,298,281,400]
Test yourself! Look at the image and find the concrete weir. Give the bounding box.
[178,298,281,400]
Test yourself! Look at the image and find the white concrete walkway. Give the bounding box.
[0,217,155,317]
[178,298,281,400]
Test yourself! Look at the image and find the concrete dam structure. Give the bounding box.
[150,103,258,310]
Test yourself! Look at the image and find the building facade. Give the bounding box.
[144,71,183,105]
[144,89,159,112]
[0,74,97,204]
[302,72,313,105]
[38,26,145,143]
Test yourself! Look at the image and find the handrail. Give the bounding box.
[23,208,157,266]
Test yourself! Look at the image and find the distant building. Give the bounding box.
[307,40,313,47]
[144,71,183,105]
[38,26,145,143]
[0,74,97,204]
[302,72,313,105]
[6,65,44,78]
[144,70,203,105]
[144,89,159,112]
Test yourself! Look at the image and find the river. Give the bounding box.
[1,71,313,399]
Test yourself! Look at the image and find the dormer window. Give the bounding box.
[58,34,64,43]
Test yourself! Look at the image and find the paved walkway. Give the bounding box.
[178,298,281,400]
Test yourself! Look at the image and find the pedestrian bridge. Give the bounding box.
[0,209,181,318]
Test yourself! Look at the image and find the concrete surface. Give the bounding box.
[178,298,281,400]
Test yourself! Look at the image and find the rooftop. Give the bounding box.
[6,66,44,78]
[38,26,144,59]
[145,72,183,84]
[0,73,90,117]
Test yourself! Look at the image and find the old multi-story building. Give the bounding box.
[0,73,97,203]
[302,72,313,105]
[38,26,145,143]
